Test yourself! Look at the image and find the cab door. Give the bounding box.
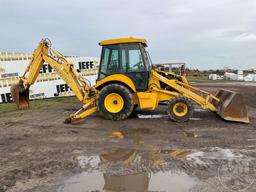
[120,43,149,91]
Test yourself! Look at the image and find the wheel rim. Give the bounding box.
[104,93,124,113]
[173,102,188,117]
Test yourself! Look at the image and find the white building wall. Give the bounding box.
[0,56,99,103]
[224,72,237,80]
[237,70,244,81]
[244,74,256,82]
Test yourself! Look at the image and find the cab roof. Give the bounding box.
[99,37,147,46]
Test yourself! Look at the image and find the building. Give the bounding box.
[237,70,244,81]
[208,74,223,80]
[0,52,99,103]
[244,73,256,82]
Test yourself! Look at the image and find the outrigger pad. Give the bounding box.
[214,89,249,123]
[10,84,29,109]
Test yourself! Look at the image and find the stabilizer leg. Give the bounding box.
[64,98,97,124]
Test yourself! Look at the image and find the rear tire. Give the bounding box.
[97,84,134,120]
[167,96,194,122]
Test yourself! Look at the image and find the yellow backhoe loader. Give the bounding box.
[11,38,249,123]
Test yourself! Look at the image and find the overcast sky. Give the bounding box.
[0,0,255,69]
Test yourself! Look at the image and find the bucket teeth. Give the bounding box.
[11,84,29,109]
[213,89,249,123]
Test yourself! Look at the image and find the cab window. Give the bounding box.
[99,45,119,79]
[120,44,145,73]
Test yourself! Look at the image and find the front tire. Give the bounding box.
[97,84,134,120]
[167,96,194,122]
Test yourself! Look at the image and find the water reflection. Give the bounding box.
[58,148,197,192]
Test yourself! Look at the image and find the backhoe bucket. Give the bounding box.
[213,89,249,123]
[11,84,30,109]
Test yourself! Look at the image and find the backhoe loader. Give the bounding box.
[11,38,249,123]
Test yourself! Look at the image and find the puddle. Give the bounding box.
[168,149,192,158]
[149,171,196,192]
[58,170,197,192]
[77,148,193,169]
[110,131,124,139]
[57,171,103,192]
[182,131,199,138]
[109,128,159,141]
[58,147,253,192]
[58,145,256,192]
[59,148,198,192]
[76,155,100,169]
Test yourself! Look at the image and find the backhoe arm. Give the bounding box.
[20,40,46,88]
[11,39,98,123]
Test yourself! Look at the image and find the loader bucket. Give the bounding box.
[213,89,249,123]
[11,84,30,109]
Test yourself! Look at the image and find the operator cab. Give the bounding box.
[98,38,151,90]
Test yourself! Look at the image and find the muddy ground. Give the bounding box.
[0,82,256,192]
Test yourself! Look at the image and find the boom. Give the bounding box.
[11,39,98,123]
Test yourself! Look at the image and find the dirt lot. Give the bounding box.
[0,82,256,192]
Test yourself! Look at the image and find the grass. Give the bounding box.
[0,96,78,115]
[187,76,237,83]
[187,76,209,82]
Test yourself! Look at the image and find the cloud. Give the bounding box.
[232,33,256,42]
[0,0,255,69]
[214,29,256,42]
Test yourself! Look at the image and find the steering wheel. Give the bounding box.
[133,61,144,70]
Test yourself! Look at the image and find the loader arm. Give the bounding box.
[11,39,98,123]
[151,70,249,123]
[152,70,218,110]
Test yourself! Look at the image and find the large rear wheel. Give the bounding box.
[97,84,134,120]
[167,96,194,122]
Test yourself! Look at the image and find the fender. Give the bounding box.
[96,74,136,92]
